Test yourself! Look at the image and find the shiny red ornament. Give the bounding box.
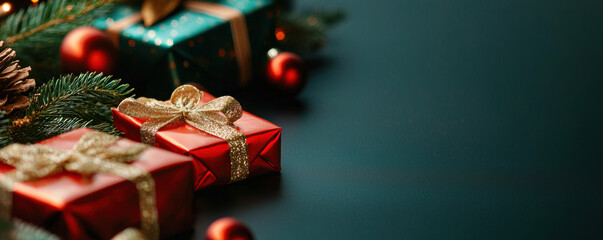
[60,26,117,74]
[266,51,307,96]
[206,217,254,240]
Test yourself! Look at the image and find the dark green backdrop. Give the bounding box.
[190,0,603,239]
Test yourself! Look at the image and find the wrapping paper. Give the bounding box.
[0,128,197,240]
[112,92,281,190]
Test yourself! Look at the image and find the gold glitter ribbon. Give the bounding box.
[183,1,252,86]
[105,1,252,86]
[118,85,250,183]
[0,131,159,240]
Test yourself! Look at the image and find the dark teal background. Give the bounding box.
[189,0,603,239]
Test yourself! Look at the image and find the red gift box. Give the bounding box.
[112,91,281,190]
[0,128,196,240]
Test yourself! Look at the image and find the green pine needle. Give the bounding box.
[0,0,114,83]
[5,72,132,146]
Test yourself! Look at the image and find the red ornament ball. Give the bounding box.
[266,51,307,96]
[60,26,117,74]
[206,217,254,240]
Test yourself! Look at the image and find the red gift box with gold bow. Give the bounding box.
[112,85,281,190]
[0,128,196,240]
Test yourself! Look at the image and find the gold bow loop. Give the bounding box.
[118,85,250,182]
[0,131,160,240]
[141,0,182,27]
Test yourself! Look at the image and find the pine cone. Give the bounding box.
[0,41,35,115]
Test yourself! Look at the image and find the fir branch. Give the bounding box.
[0,0,114,82]
[5,1,103,44]
[9,117,91,145]
[275,9,346,54]
[7,72,132,144]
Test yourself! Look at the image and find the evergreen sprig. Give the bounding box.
[0,0,114,82]
[2,72,132,146]
[276,9,346,54]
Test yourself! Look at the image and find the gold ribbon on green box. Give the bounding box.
[0,131,160,240]
[118,85,250,183]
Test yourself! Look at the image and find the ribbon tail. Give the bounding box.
[226,134,249,182]
[90,161,159,240]
[105,162,159,240]
[185,114,249,182]
[66,132,159,239]
[140,115,182,145]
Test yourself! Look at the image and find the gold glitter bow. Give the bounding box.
[141,0,182,27]
[118,85,250,182]
[0,131,159,240]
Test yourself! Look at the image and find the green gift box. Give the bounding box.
[93,0,275,99]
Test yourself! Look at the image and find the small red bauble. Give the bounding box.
[60,26,117,74]
[206,217,254,240]
[266,50,307,96]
